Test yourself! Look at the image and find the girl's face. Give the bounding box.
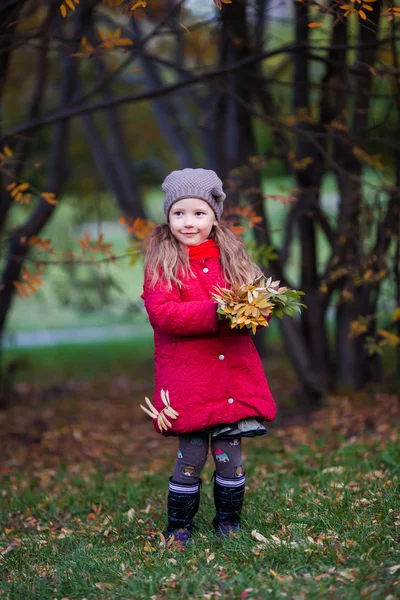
[169,197,217,247]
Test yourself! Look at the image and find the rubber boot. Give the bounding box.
[212,472,245,537]
[166,477,201,547]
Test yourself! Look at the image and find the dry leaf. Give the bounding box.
[251,529,268,543]
[206,552,215,564]
[388,565,400,575]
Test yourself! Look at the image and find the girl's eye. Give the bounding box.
[174,211,183,216]
[195,212,205,216]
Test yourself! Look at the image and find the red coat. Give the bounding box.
[141,249,276,436]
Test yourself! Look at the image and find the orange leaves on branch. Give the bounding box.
[392,307,400,322]
[329,120,349,133]
[0,145,13,165]
[281,107,316,127]
[222,205,263,236]
[74,30,134,57]
[377,329,400,348]
[13,268,43,299]
[309,22,322,28]
[78,233,114,256]
[119,216,154,240]
[7,182,31,204]
[352,147,383,169]
[41,192,58,205]
[7,181,58,205]
[288,151,313,171]
[348,316,371,339]
[381,6,400,21]
[60,0,80,17]
[101,0,147,19]
[119,217,154,265]
[97,28,134,50]
[340,0,376,20]
[72,37,96,58]
[20,236,54,254]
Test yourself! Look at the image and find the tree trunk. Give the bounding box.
[0,8,92,336]
[333,3,381,387]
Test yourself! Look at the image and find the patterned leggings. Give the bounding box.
[172,434,243,484]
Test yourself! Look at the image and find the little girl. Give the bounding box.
[141,168,276,547]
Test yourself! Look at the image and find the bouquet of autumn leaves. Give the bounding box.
[211,275,306,335]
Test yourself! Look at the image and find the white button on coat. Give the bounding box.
[203,267,209,273]
[219,355,225,360]
[227,397,234,404]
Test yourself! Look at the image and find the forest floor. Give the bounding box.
[0,377,399,599]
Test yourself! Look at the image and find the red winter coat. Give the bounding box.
[141,242,276,436]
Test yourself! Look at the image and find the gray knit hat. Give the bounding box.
[162,168,226,221]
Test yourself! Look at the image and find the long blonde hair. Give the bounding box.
[144,222,262,290]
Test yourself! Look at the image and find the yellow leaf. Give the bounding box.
[130,0,146,10]
[359,9,367,19]
[60,3,67,17]
[330,120,349,132]
[4,145,13,157]
[66,0,75,10]
[270,569,283,582]
[41,192,58,205]
[119,37,134,46]
[308,21,322,27]
[391,307,400,322]
[378,329,400,346]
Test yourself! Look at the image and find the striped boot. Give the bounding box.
[212,472,245,537]
[166,477,201,548]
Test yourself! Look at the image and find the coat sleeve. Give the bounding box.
[142,277,219,337]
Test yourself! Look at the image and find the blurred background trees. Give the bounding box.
[1,0,399,404]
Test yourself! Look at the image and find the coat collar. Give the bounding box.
[187,239,220,261]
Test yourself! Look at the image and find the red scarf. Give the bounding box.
[187,239,220,261]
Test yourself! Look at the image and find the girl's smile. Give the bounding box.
[169,197,217,247]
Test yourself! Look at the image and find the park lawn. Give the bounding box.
[3,336,156,385]
[0,392,399,600]
[2,319,286,386]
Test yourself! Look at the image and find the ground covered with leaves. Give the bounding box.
[0,380,399,600]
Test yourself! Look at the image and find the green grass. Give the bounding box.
[1,319,286,386]
[0,416,399,599]
[2,336,155,385]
